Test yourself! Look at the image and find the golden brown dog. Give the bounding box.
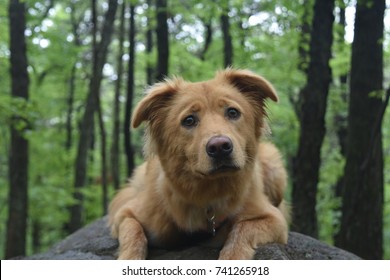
[109,68,288,260]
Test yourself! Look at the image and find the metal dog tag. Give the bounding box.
[206,208,216,236]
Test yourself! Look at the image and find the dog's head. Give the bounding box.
[132,69,278,179]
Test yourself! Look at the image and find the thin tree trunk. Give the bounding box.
[95,0,108,212]
[146,0,154,85]
[97,93,108,214]
[155,0,169,81]
[69,0,118,233]
[337,0,385,259]
[6,0,29,259]
[65,0,83,152]
[111,1,126,190]
[124,4,136,177]
[220,2,233,67]
[291,0,335,238]
[200,20,212,61]
[62,1,82,235]
[65,64,76,151]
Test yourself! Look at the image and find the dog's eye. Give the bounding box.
[226,107,241,120]
[181,115,198,128]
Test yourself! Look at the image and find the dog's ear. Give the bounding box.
[221,68,278,102]
[132,78,182,128]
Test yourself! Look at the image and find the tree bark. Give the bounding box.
[337,0,385,259]
[110,2,126,190]
[291,0,335,238]
[155,0,169,81]
[146,0,154,85]
[97,93,108,214]
[124,4,136,177]
[6,0,30,259]
[69,0,118,233]
[65,64,76,151]
[200,20,213,61]
[220,2,233,67]
[65,1,83,152]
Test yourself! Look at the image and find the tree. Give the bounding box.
[220,1,232,67]
[69,0,118,233]
[145,0,154,85]
[200,19,213,61]
[337,0,386,259]
[65,0,84,152]
[124,3,136,177]
[155,0,169,80]
[291,0,335,238]
[97,76,108,214]
[6,0,30,259]
[111,1,126,190]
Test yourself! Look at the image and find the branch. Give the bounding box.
[360,86,390,170]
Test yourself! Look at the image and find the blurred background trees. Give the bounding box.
[1,0,389,259]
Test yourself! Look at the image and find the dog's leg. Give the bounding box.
[218,207,287,260]
[112,208,148,260]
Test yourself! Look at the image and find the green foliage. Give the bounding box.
[330,42,351,78]
[317,137,344,244]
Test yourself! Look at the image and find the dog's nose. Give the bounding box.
[206,136,233,159]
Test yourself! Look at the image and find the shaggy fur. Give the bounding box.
[109,69,289,260]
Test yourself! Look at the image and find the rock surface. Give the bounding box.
[25,216,360,260]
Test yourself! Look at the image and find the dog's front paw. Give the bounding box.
[116,215,148,260]
[118,247,147,260]
[218,246,255,260]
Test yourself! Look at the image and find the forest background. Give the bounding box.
[1,0,390,259]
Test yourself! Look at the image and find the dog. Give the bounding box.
[108,68,289,260]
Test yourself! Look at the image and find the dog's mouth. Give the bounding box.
[209,163,240,175]
[196,160,241,177]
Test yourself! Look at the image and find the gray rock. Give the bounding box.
[25,216,360,260]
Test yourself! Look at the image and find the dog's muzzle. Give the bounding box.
[206,136,239,174]
[206,136,233,159]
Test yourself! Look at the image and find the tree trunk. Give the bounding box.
[97,93,108,214]
[65,64,76,151]
[124,4,136,177]
[146,0,154,85]
[220,2,233,67]
[65,0,83,152]
[155,0,169,81]
[69,0,118,233]
[6,0,29,259]
[337,0,385,259]
[111,2,126,190]
[291,0,335,238]
[200,20,213,61]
